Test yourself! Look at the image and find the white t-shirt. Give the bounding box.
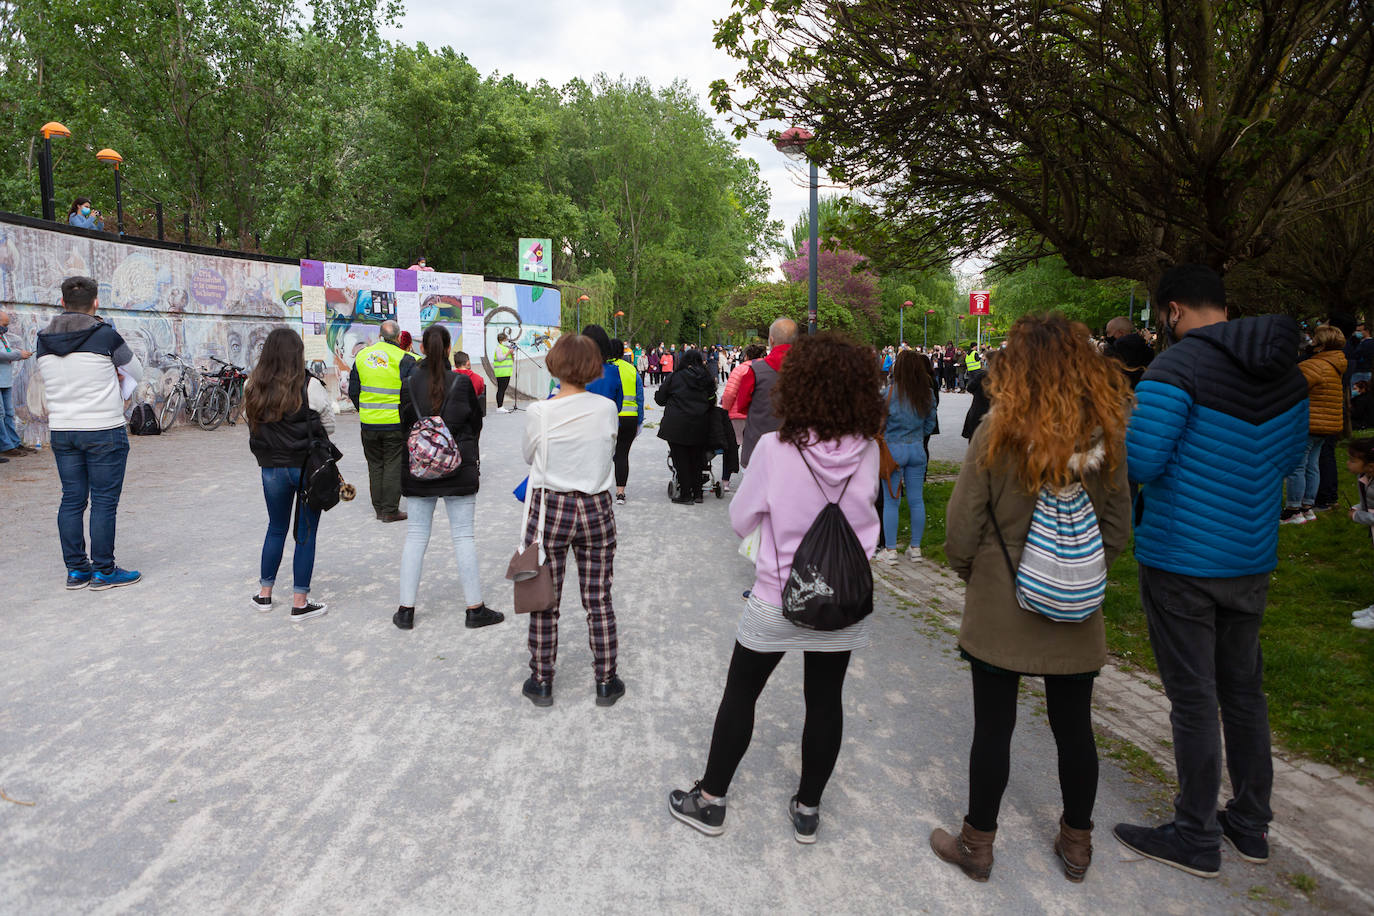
[522,392,618,495]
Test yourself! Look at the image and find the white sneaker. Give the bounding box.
[496,406,510,414]
[1280,511,1306,525]
[1303,509,1317,522]
[1354,616,1374,630]
[1354,606,1374,620]
[875,548,899,563]
[906,546,923,561]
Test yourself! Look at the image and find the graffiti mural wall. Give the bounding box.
[0,217,300,444]
[301,259,561,404]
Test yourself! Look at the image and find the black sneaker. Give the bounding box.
[669,782,726,836]
[788,795,819,844]
[1113,822,1220,878]
[595,676,625,707]
[522,676,553,707]
[1217,809,1270,863]
[615,492,626,506]
[251,595,274,611]
[290,601,327,621]
[465,604,505,629]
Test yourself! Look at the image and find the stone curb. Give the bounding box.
[873,557,1374,906]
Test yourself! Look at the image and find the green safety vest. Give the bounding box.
[492,343,514,378]
[965,352,982,372]
[613,358,638,418]
[355,340,406,425]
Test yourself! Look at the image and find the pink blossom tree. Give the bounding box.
[781,241,882,326]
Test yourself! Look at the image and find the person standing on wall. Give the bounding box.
[0,309,35,458]
[348,320,416,523]
[609,337,644,505]
[735,317,799,468]
[36,276,143,590]
[492,330,515,413]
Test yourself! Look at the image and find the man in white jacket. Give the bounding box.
[36,276,143,590]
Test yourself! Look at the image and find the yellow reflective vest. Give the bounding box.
[965,351,982,372]
[492,342,514,378]
[613,358,639,419]
[354,340,407,426]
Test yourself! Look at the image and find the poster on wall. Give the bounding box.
[462,297,485,360]
[518,238,552,283]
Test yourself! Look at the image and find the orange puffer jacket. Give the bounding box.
[1299,349,1348,435]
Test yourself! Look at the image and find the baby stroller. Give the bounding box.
[667,451,722,501]
[666,406,738,501]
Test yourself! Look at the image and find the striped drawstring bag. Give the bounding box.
[992,483,1107,623]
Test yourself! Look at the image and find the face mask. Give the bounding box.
[81,206,91,216]
[1355,332,1365,341]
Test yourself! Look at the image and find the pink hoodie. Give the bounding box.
[730,432,880,606]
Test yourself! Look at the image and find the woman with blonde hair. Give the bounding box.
[931,313,1132,883]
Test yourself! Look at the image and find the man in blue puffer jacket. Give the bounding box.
[1114,265,1308,879]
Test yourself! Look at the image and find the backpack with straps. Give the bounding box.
[128,403,160,436]
[991,483,1107,623]
[406,374,463,479]
[775,445,874,631]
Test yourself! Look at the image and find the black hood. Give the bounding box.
[1189,315,1299,382]
[37,312,105,357]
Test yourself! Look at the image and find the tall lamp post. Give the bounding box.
[614,310,624,338]
[95,149,124,235]
[38,121,72,222]
[577,294,589,331]
[775,126,819,335]
[698,322,706,348]
[924,308,936,349]
[900,300,911,348]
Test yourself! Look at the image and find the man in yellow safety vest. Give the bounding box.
[609,337,644,505]
[492,331,515,412]
[347,320,416,521]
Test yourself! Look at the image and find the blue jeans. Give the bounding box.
[882,440,927,549]
[259,467,320,595]
[398,495,482,608]
[1283,435,1324,508]
[50,427,130,574]
[0,386,19,450]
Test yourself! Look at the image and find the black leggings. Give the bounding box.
[967,665,1098,832]
[669,442,703,499]
[701,642,851,807]
[495,376,511,408]
[614,416,638,488]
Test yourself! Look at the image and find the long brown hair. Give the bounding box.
[245,328,307,430]
[889,349,933,414]
[421,324,452,414]
[774,332,885,447]
[982,313,1130,491]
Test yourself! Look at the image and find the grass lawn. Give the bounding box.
[896,464,1374,778]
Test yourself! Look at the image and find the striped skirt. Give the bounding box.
[735,594,871,653]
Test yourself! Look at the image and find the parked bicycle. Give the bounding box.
[158,354,229,431]
[208,355,249,426]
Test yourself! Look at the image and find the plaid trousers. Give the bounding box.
[524,489,618,683]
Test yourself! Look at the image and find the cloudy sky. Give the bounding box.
[382,0,822,273]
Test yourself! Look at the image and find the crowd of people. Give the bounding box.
[21,263,1367,885]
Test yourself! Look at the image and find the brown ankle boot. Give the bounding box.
[1054,816,1093,882]
[930,818,996,881]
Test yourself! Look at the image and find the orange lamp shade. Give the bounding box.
[95,148,124,167]
[41,121,72,139]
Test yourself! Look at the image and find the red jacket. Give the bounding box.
[734,344,791,417]
[454,367,485,397]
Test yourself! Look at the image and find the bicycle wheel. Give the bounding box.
[197,386,229,430]
[227,382,245,425]
[159,390,184,431]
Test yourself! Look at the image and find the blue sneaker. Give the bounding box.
[90,568,142,591]
[66,571,92,590]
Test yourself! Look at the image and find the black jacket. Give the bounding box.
[962,369,991,440]
[400,366,482,497]
[655,364,716,445]
[249,379,332,468]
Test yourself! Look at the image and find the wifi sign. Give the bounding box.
[969,290,991,315]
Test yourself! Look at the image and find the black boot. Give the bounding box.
[393,606,414,630]
[465,604,505,629]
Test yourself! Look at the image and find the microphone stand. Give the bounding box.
[506,341,547,412]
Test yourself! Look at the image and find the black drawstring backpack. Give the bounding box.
[774,446,874,631]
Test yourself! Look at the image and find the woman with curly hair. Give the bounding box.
[930,313,1132,883]
[669,332,882,844]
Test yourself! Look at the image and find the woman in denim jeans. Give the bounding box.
[246,329,336,620]
[875,349,938,562]
[392,325,504,631]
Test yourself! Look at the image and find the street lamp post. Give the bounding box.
[698,322,706,348]
[95,149,124,235]
[775,127,819,336]
[614,310,624,338]
[901,300,911,349]
[577,294,589,331]
[924,308,936,349]
[38,121,72,222]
